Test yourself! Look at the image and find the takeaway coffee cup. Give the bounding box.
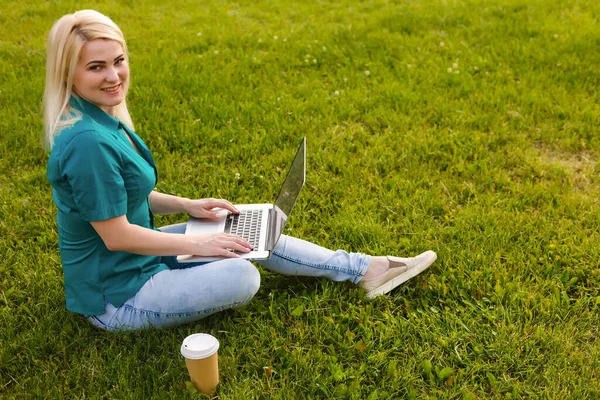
[180,333,220,395]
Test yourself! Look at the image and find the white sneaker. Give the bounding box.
[359,251,437,299]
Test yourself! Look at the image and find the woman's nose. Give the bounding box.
[105,67,119,82]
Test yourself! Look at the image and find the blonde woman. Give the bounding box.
[44,10,437,331]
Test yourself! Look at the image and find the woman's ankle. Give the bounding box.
[363,256,389,280]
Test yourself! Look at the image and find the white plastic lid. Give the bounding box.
[180,333,220,359]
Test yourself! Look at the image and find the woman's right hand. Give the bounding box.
[188,233,253,258]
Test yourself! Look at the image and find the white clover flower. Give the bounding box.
[454,70,460,74]
[440,41,445,47]
[452,63,458,69]
[365,70,370,76]
[274,36,278,40]
[235,173,240,179]
[258,38,263,43]
[474,66,479,71]
[197,32,203,37]
[407,64,412,68]
[304,59,309,63]
[553,34,559,39]
[313,59,317,64]
[213,50,219,55]
[447,67,453,73]
[343,77,347,82]
[334,90,339,96]
[322,46,327,51]
[306,55,311,58]
[283,38,287,42]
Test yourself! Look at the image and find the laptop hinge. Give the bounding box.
[265,206,287,251]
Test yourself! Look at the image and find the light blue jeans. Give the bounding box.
[87,223,371,331]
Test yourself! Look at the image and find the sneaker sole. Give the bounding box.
[365,251,437,299]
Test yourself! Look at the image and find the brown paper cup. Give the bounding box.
[181,333,220,395]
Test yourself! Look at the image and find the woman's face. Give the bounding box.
[73,39,129,116]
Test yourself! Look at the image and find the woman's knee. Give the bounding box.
[230,259,261,300]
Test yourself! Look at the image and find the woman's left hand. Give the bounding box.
[185,198,239,220]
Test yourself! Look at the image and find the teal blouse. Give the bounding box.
[47,97,171,315]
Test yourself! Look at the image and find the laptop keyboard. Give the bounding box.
[224,210,263,248]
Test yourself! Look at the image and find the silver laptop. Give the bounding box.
[177,137,306,262]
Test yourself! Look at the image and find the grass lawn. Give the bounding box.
[1,0,600,398]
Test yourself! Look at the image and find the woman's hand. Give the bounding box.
[148,192,239,217]
[188,233,253,258]
[184,198,239,220]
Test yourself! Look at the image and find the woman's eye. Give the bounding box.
[115,58,125,65]
[89,65,101,71]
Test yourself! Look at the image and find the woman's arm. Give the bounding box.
[148,191,190,215]
[148,191,239,219]
[90,215,252,258]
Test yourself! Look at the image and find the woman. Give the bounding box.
[44,10,437,331]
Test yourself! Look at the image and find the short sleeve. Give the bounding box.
[59,131,128,221]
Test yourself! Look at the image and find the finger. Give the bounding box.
[187,199,223,219]
[196,206,228,220]
[206,199,239,215]
[214,239,252,257]
[218,238,254,253]
[227,241,253,253]
[216,238,252,253]
[222,234,253,250]
[216,249,240,258]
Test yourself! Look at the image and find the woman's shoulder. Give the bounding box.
[53,114,115,150]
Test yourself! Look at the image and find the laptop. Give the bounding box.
[177,137,306,262]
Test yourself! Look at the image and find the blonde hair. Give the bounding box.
[43,10,134,149]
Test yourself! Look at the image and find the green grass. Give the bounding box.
[2,0,600,398]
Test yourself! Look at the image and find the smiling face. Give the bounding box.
[72,39,129,116]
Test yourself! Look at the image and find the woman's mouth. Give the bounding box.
[101,84,121,93]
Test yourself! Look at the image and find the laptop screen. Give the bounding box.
[265,137,306,251]
[273,137,306,218]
